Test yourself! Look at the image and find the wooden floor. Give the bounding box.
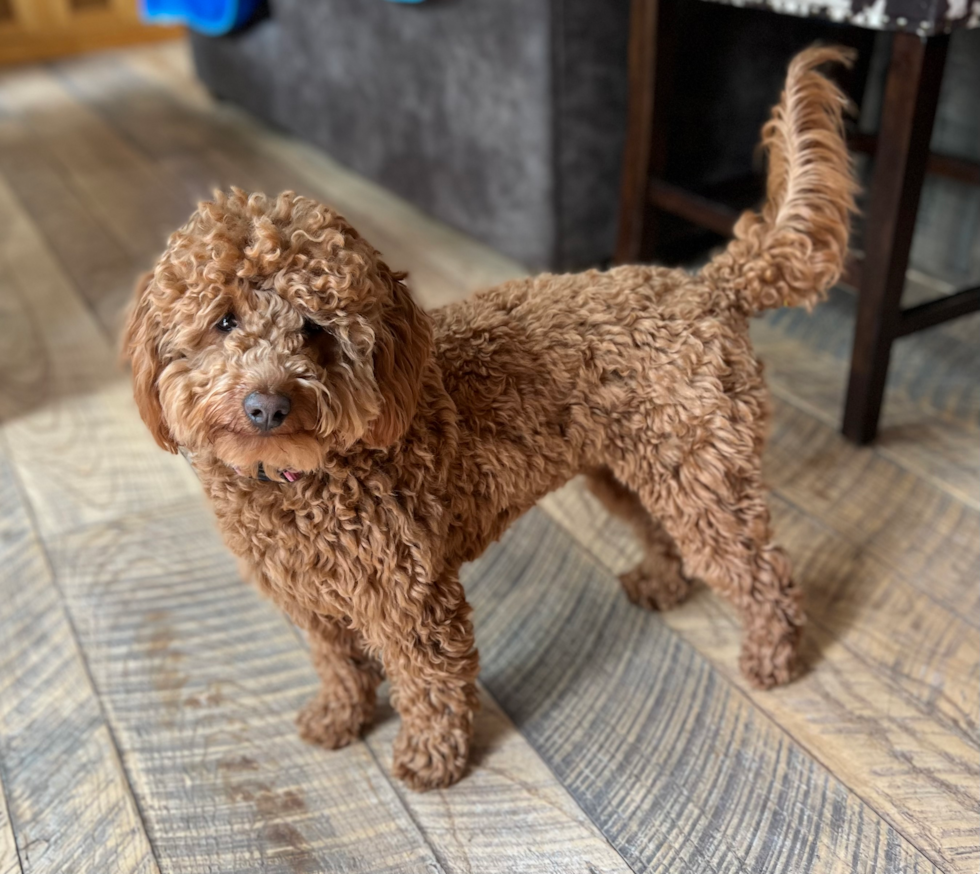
[0,40,976,874]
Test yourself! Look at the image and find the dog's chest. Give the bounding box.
[208,475,428,613]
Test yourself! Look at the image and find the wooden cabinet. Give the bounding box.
[0,0,182,65]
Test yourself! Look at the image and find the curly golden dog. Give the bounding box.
[124,47,857,790]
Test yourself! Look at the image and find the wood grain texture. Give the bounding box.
[464,509,944,874]
[0,173,200,538]
[0,65,190,272]
[751,303,979,510]
[54,51,302,201]
[46,501,444,874]
[0,775,21,874]
[46,500,633,874]
[0,452,159,874]
[763,399,980,620]
[539,463,980,872]
[367,692,634,873]
[0,98,142,335]
[0,37,975,874]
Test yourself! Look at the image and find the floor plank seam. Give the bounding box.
[715,684,960,874]
[51,59,183,197]
[802,611,979,750]
[770,484,979,632]
[470,683,642,874]
[280,609,638,873]
[361,743,453,874]
[0,761,25,874]
[32,491,209,546]
[11,79,159,283]
[535,501,960,874]
[0,39,971,872]
[764,380,980,512]
[0,431,165,874]
[278,618,452,874]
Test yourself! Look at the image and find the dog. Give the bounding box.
[123,46,857,790]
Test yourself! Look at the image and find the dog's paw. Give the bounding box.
[619,564,691,612]
[739,629,801,690]
[296,694,371,750]
[392,722,470,791]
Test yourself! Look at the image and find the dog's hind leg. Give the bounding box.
[295,614,384,750]
[612,439,804,689]
[586,468,693,612]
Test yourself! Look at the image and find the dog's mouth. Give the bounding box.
[220,426,312,439]
[210,426,325,475]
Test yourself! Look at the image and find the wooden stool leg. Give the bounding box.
[615,0,675,265]
[842,33,949,444]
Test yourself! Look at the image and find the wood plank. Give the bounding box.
[0,173,200,538]
[53,50,304,202]
[47,499,632,874]
[0,450,159,874]
[0,22,183,68]
[0,777,21,874]
[0,96,146,335]
[464,509,944,874]
[45,501,442,874]
[762,399,980,618]
[0,65,193,266]
[367,691,634,873]
[752,308,979,510]
[538,465,979,871]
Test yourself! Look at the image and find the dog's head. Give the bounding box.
[122,189,433,474]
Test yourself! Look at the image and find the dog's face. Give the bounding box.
[123,190,433,475]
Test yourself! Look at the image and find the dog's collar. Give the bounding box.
[234,463,301,483]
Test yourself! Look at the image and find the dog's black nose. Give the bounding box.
[243,391,291,431]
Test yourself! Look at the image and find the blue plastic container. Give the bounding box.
[141,0,263,36]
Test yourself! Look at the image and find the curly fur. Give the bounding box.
[123,47,857,790]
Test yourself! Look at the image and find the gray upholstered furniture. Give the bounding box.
[190,0,631,271]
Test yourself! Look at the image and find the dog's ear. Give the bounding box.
[362,266,433,449]
[122,271,178,454]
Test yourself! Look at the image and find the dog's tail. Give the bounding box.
[705,46,859,315]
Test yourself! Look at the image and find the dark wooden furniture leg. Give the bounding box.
[842,33,949,445]
[615,0,675,264]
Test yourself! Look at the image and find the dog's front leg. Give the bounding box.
[295,614,384,750]
[378,571,480,791]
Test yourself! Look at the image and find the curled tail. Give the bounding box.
[706,46,859,315]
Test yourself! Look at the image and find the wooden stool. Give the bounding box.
[616,0,980,445]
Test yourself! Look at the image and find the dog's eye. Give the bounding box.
[302,318,323,337]
[215,313,238,333]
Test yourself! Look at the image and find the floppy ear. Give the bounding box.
[362,267,434,449]
[122,272,178,453]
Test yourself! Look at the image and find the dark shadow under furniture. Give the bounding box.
[616,0,980,445]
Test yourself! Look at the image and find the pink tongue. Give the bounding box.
[282,470,299,482]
